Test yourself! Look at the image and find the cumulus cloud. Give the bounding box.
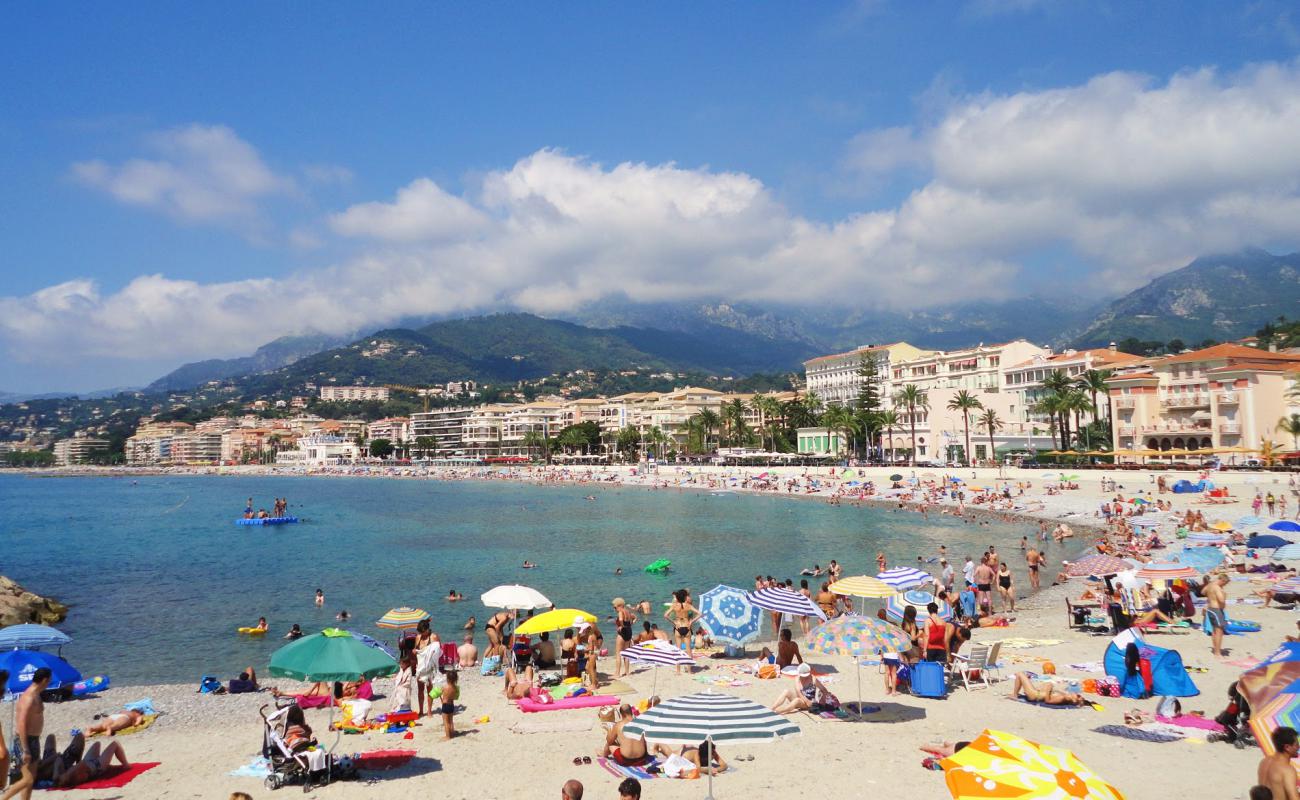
[11,60,1300,371]
[71,124,298,224]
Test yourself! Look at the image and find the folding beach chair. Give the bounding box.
[438,641,459,672]
[950,644,994,691]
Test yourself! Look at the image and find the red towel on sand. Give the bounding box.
[356,749,417,770]
[50,762,159,790]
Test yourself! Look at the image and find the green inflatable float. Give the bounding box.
[644,559,672,574]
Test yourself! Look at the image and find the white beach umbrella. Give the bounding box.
[480,584,552,610]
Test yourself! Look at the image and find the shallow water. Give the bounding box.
[0,473,1053,684]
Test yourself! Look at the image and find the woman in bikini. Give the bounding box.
[663,589,699,667]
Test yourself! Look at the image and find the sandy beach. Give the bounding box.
[12,463,1300,799]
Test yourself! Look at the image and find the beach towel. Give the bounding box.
[290,693,333,709]
[597,757,659,781]
[123,698,157,716]
[1156,714,1225,732]
[229,756,272,778]
[997,638,1063,649]
[517,694,618,713]
[509,718,594,734]
[1091,725,1183,743]
[48,762,159,790]
[1017,698,1087,710]
[88,713,157,737]
[355,749,416,770]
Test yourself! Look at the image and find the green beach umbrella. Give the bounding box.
[269,628,398,682]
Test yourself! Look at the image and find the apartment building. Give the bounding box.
[500,402,565,457]
[168,432,223,465]
[1004,346,1142,428]
[221,428,298,464]
[803,342,931,406]
[367,417,410,444]
[1108,343,1300,459]
[276,434,360,466]
[462,405,511,459]
[410,407,473,457]
[319,386,391,402]
[53,434,110,465]
[125,420,196,466]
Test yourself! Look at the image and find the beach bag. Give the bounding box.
[198,676,225,694]
[1082,679,1098,695]
[757,664,778,680]
[1099,677,1121,697]
[480,655,502,676]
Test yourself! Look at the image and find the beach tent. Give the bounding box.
[1103,630,1198,699]
[0,649,82,693]
[1171,480,1213,494]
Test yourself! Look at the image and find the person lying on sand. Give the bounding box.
[85,709,146,736]
[1008,672,1085,706]
[653,740,729,776]
[503,666,535,699]
[53,740,129,788]
[920,740,971,758]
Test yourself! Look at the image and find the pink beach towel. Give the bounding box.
[1156,714,1225,732]
[517,694,618,713]
[291,694,333,709]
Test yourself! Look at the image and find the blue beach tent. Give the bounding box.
[1103,630,1198,699]
[0,649,82,693]
[1171,480,1212,494]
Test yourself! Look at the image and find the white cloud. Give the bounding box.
[71,124,297,225]
[12,60,1300,371]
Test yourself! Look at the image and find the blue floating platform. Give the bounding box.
[235,516,299,526]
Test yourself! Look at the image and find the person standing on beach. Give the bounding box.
[972,556,994,617]
[1257,726,1300,800]
[1205,573,1230,657]
[612,598,636,679]
[962,556,975,588]
[3,667,50,800]
[664,590,699,665]
[1026,547,1042,590]
[940,559,954,594]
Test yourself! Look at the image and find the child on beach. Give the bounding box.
[440,671,459,740]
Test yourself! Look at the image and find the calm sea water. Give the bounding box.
[0,473,1050,685]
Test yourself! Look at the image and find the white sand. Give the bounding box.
[16,464,1300,799]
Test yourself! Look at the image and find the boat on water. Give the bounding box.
[235,517,299,526]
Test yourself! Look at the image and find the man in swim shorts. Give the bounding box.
[4,667,50,800]
[53,741,129,788]
[1008,672,1085,706]
[599,705,648,765]
[1205,573,1230,657]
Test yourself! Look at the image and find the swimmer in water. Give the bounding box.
[336,610,350,621]
[522,561,537,569]
[446,589,463,601]
[256,616,268,631]
[463,616,477,631]
[585,495,596,501]
[315,589,324,607]
[614,567,623,575]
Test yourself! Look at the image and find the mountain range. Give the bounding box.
[117,248,1300,396]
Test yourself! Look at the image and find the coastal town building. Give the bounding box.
[125,420,195,466]
[53,433,110,465]
[168,432,223,465]
[410,407,473,458]
[1004,346,1142,429]
[275,434,360,466]
[366,417,410,444]
[1107,343,1300,460]
[803,342,931,406]
[319,385,390,402]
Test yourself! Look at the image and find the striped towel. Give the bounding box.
[597,757,659,781]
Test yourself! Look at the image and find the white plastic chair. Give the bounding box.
[950,643,993,690]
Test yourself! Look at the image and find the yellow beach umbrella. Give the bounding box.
[515,608,597,636]
[941,729,1125,799]
[1210,521,1233,532]
[827,576,895,598]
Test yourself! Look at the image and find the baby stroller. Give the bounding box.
[260,700,357,791]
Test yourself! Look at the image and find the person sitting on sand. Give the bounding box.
[458,632,478,668]
[228,667,260,694]
[633,621,655,645]
[1007,672,1086,706]
[600,704,649,765]
[771,663,831,715]
[52,740,130,788]
[85,708,146,736]
[534,631,557,668]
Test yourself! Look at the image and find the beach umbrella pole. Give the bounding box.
[705,732,715,800]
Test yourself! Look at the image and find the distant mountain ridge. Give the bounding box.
[147,332,353,392]
[1073,249,1300,347]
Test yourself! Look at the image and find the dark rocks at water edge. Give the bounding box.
[0,575,68,626]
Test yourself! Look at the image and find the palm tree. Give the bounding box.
[752,393,783,452]
[947,390,984,466]
[1063,389,1094,450]
[820,404,858,460]
[1259,438,1286,467]
[1030,395,1063,450]
[1278,414,1300,450]
[1076,368,1114,428]
[979,408,1003,467]
[558,427,587,456]
[414,435,435,459]
[721,399,749,447]
[878,409,900,463]
[691,408,722,453]
[1041,369,1075,446]
[522,430,546,462]
[803,391,824,420]
[646,426,669,461]
[893,385,928,466]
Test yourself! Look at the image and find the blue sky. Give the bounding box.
[3,1,1300,391]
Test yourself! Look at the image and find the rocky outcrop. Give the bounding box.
[0,576,68,627]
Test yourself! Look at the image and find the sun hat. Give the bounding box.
[796,663,812,676]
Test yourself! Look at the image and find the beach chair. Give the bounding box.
[950,644,994,691]
[984,641,1004,683]
[1066,598,1103,628]
[438,641,459,672]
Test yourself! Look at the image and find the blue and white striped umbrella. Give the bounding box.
[0,624,71,651]
[1237,516,1266,527]
[876,567,932,591]
[1185,533,1227,546]
[748,587,827,621]
[698,584,762,645]
[1273,576,1300,594]
[1274,544,1300,561]
[622,691,800,745]
[621,641,695,667]
[886,590,952,623]
[1129,517,1162,528]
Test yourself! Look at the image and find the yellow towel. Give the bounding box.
[89,713,157,737]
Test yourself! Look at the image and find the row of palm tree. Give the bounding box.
[1028,368,1113,451]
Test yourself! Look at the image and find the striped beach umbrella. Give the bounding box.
[375,607,427,630]
[1272,576,1300,594]
[827,575,895,599]
[886,590,952,623]
[698,584,761,646]
[1133,563,1200,581]
[1171,547,1223,572]
[622,690,799,797]
[1185,532,1227,544]
[1274,544,1300,561]
[940,729,1124,799]
[1237,515,1266,527]
[0,624,71,651]
[621,641,695,695]
[1128,517,1161,528]
[748,587,827,622]
[1065,555,1130,577]
[807,614,913,716]
[877,567,933,590]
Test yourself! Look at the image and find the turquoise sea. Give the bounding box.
[0,473,1052,685]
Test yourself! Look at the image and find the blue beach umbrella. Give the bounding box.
[0,649,82,693]
[1238,516,1266,527]
[1248,534,1293,550]
[1270,521,1300,533]
[886,590,952,623]
[0,624,71,651]
[876,567,932,591]
[1173,547,1224,572]
[697,585,761,646]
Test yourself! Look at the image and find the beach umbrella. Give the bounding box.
[876,567,933,591]
[1065,555,1130,577]
[480,584,552,610]
[1242,644,1300,757]
[1133,563,1200,581]
[1171,547,1223,572]
[940,728,1125,799]
[827,576,895,599]
[748,587,827,624]
[1210,521,1234,531]
[1273,544,1300,561]
[1273,577,1300,594]
[621,641,695,694]
[270,628,398,683]
[514,608,596,636]
[622,691,799,800]
[886,590,952,623]
[806,614,913,716]
[375,607,428,630]
[0,649,81,693]
[0,624,71,651]
[1247,534,1292,550]
[1237,516,1266,527]
[697,584,761,647]
[1270,521,1300,533]
[1127,517,1161,528]
[343,630,398,659]
[889,473,903,482]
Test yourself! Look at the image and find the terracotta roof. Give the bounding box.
[1007,348,1142,370]
[1155,342,1300,365]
